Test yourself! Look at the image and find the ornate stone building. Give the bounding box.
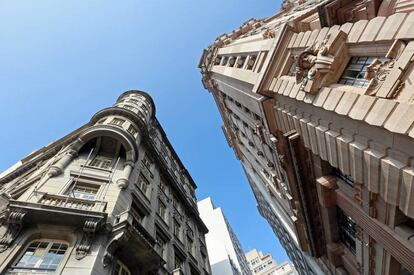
[199,0,414,274]
[0,91,211,275]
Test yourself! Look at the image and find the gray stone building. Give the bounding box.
[0,91,211,275]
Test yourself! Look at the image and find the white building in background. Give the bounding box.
[198,197,251,275]
[246,249,298,275]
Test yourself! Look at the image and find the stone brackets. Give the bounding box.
[75,219,101,260]
[295,30,348,95]
[0,210,27,252]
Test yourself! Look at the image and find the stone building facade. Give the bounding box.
[199,0,414,274]
[0,91,211,275]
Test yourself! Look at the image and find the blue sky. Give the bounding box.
[0,0,288,263]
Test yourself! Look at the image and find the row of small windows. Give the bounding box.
[214,54,257,70]
[97,117,138,137]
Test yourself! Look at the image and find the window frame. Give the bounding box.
[112,259,131,275]
[8,239,69,274]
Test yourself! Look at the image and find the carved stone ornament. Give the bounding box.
[0,210,27,253]
[365,40,407,99]
[75,219,100,260]
[365,58,396,96]
[295,30,348,94]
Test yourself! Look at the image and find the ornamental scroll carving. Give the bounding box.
[0,210,26,252]
[364,40,406,99]
[365,59,396,96]
[76,219,100,260]
[295,30,348,95]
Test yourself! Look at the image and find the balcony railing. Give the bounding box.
[38,194,107,212]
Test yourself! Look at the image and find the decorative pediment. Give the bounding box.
[295,30,348,94]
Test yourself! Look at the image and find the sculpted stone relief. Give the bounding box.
[364,40,406,99]
[365,58,396,96]
[295,30,348,94]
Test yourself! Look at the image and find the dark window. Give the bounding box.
[337,208,357,255]
[287,61,296,76]
[338,56,386,88]
[236,56,246,68]
[334,168,354,187]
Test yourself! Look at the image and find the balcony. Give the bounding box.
[38,194,107,212]
[6,194,107,231]
[110,211,164,272]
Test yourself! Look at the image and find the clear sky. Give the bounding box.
[0,0,288,263]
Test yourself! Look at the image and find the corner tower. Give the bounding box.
[0,91,211,275]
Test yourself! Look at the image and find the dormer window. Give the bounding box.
[338,56,386,88]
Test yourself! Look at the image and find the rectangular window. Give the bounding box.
[221,56,229,66]
[159,180,167,194]
[123,105,135,111]
[89,155,113,169]
[246,55,257,70]
[156,233,167,260]
[158,199,167,221]
[187,236,194,255]
[174,219,181,239]
[338,56,386,88]
[131,202,145,223]
[334,168,354,187]
[136,173,150,197]
[214,56,222,65]
[236,56,246,68]
[127,125,137,136]
[109,118,125,126]
[9,240,68,273]
[228,56,236,67]
[71,184,99,200]
[174,252,184,269]
[142,155,153,170]
[287,61,297,76]
[337,208,357,255]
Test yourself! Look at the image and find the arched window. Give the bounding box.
[113,260,131,275]
[7,240,68,273]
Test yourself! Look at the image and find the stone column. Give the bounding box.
[48,149,78,177]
